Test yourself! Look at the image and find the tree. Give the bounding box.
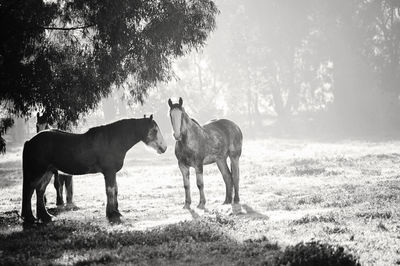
[202,0,320,131]
[0,0,218,152]
[206,0,400,134]
[313,0,400,131]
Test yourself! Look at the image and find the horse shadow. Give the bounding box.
[47,204,79,216]
[238,204,269,220]
[188,209,201,219]
[186,203,268,220]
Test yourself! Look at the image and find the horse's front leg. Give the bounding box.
[103,171,121,223]
[179,162,191,209]
[64,174,74,206]
[195,164,206,209]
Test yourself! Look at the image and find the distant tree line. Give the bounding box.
[154,0,400,136]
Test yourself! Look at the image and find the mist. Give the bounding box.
[5,0,400,144]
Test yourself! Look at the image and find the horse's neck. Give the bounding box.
[182,113,204,140]
[111,119,146,151]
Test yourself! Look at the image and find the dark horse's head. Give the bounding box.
[143,114,167,154]
[168,97,186,141]
[36,113,51,133]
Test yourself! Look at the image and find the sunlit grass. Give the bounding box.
[1,139,400,264]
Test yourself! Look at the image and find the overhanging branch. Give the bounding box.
[41,24,95,31]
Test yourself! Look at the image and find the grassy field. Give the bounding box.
[1,138,400,265]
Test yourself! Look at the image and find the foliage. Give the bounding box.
[0,0,218,146]
[0,210,361,266]
[0,117,14,153]
[270,241,360,266]
[188,0,400,132]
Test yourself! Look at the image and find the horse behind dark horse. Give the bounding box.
[36,113,74,207]
[22,115,167,224]
[168,98,243,209]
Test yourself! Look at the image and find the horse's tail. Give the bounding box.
[228,120,243,158]
[21,140,32,220]
[22,140,29,183]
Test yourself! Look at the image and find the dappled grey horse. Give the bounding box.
[22,115,167,224]
[36,113,74,207]
[168,98,243,209]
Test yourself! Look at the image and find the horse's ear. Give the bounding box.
[178,97,183,107]
[149,114,153,120]
[168,98,173,108]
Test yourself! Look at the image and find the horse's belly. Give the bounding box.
[53,157,99,175]
[55,164,89,176]
[203,154,218,165]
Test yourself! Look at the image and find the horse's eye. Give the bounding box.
[149,129,156,138]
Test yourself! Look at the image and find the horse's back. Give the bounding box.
[204,119,242,157]
[23,129,96,175]
[28,129,82,151]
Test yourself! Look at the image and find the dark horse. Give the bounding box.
[36,113,74,207]
[22,115,167,224]
[168,98,242,209]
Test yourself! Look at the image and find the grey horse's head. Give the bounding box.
[168,97,185,141]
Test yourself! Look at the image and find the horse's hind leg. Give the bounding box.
[21,174,36,223]
[230,155,240,204]
[195,165,206,209]
[64,175,73,205]
[36,171,54,223]
[217,159,233,204]
[22,144,36,224]
[104,171,121,223]
[53,170,64,206]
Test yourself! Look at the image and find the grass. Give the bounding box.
[1,139,400,264]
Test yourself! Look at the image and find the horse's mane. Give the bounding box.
[86,118,148,137]
[179,108,202,128]
[86,120,125,135]
[191,118,202,127]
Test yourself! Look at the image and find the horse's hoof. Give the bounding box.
[40,212,55,224]
[39,215,54,224]
[223,200,232,205]
[22,221,38,230]
[183,204,191,210]
[22,216,37,225]
[56,204,65,210]
[66,203,79,211]
[107,210,122,224]
[108,216,122,224]
[197,203,205,210]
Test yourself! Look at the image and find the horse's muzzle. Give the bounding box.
[158,146,167,154]
[173,133,181,141]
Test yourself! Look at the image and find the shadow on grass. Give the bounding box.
[188,208,201,219]
[240,204,269,220]
[0,211,360,265]
[47,204,80,217]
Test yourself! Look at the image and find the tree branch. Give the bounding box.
[41,24,95,31]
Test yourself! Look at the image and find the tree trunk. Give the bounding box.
[103,96,117,123]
